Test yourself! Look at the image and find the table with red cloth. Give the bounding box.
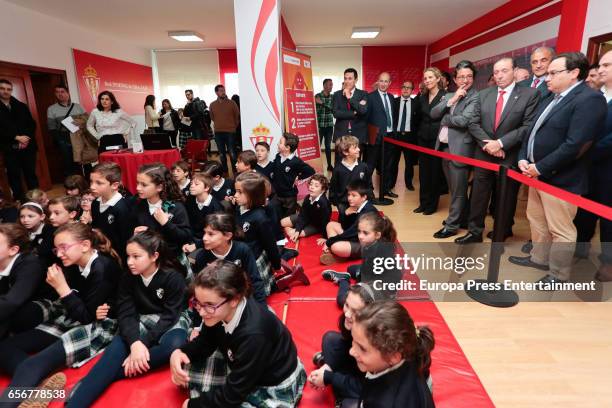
[99,149,181,193]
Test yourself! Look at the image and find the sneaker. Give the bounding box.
[18,372,66,408]
[312,351,325,368]
[321,269,350,283]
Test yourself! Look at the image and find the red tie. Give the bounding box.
[532,78,540,88]
[494,90,506,131]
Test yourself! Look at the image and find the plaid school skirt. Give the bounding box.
[178,131,192,149]
[188,356,306,407]
[256,251,275,296]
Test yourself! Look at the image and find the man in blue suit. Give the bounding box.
[574,50,612,281]
[509,52,608,286]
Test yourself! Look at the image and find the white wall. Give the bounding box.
[0,0,151,105]
[581,0,612,52]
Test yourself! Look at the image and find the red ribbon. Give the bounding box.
[383,136,612,221]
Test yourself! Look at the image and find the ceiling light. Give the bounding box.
[168,31,204,42]
[351,27,381,39]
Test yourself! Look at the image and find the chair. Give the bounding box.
[181,139,209,173]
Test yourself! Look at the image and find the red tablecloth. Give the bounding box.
[99,149,181,193]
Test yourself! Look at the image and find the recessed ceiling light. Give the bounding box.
[168,31,204,42]
[351,27,381,39]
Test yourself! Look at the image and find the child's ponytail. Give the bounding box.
[55,223,121,265]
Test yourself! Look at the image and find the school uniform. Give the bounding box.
[91,192,132,260]
[185,194,224,245]
[29,223,56,266]
[0,253,45,337]
[255,161,274,181]
[132,199,192,261]
[329,160,372,206]
[210,178,235,203]
[182,297,306,408]
[194,241,266,303]
[321,323,363,400]
[358,360,434,408]
[236,206,281,295]
[270,152,315,215]
[290,193,332,237]
[65,267,191,407]
[178,179,191,198]
[326,201,378,248]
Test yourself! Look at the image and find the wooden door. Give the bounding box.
[0,63,52,196]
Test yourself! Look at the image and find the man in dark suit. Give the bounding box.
[385,81,419,193]
[455,57,539,244]
[508,52,608,285]
[332,68,369,154]
[366,72,395,195]
[517,47,554,100]
[431,60,479,238]
[561,51,612,281]
[0,79,38,202]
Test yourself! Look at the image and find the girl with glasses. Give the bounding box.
[0,223,121,407]
[170,260,306,408]
[65,230,190,407]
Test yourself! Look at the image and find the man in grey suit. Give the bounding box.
[430,60,479,238]
[455,57,539,244]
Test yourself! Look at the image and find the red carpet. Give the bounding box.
[0,227,494,407]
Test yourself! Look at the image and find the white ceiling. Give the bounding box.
[6,0,507,49]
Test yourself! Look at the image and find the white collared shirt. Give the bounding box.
[365,359,405,379]
[0,254,20,280]
[196,194,213,210]
[239,205,250,215]
[258,160,270,168]
[147,199,163,215]
[530,75,546,89]
[309,193,323,204]
[213,178,225,192]
[342,160,358,172]
[223,297,247,334]
[602,85,612,103]
[79,250,98,279]
[559,80,583,99]
[357,200,368,213]
[378,90,394,132]
[98,192,122,213]
[211,241,233,260]
[29,223,45,241]
[280,152,296,163]
[141,268,159,287]
[497,81,516,112]
[179,178,191,191]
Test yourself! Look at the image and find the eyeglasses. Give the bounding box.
[547,69,568,78]
[401,86,413,89]
[189,297,229,314]
[456,75,474,81]
[80,197,94,203]
[52,241,82,256]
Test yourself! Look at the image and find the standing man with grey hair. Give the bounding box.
[518,46,555,100]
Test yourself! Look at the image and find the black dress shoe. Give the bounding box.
[535,274,568,290]
[508,255,549,271]
[521,240,533,254]
[455,232,483,244]
[423,209,436,215]
[312,351,325,368]
[486,230,513,240]
[280,248,299,261]
[385,190,399,198]
[413,206,425,213]
[433,227,457,239]
[406,184,415,191]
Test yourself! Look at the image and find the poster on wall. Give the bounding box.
[282,49,321,162]
[233,0,283,156]
[472,38,557,90]
[72,49,154,115]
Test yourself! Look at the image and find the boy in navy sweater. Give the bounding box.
[329,135,372,208]
[203,161,235,203]
[281,174,331,241]
[270,133,315,217]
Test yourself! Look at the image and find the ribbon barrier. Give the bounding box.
[383,136,612,307]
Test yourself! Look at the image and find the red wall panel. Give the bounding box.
[362,46,426,96]
[218,48,238,85]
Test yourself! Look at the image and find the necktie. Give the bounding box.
[494,90,506,131]
[527,94,561,162]
[532,78,540,88]
[382,93,392,129]
[400,99,408,132]
[346,100,352,131]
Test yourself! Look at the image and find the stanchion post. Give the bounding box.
[373,137,394,206]
[466,165,519,307]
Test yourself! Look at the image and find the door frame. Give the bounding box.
[586,32,612,63]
